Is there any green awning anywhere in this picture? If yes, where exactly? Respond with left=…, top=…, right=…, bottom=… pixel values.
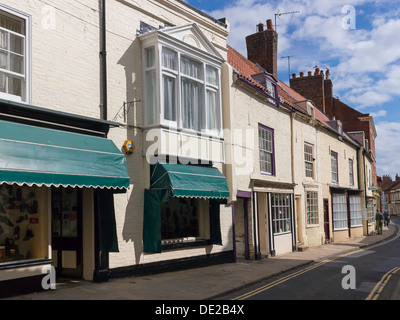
left=0, top=119, right=130, bottom=190
left=150, top=163, right=229, bottom=199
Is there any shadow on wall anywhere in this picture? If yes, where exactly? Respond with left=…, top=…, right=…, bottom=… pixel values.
left=117, top=38, right=145, bottom=265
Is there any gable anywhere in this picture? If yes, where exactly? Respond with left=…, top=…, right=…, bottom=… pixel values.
left=161, top=23, right=223, bottom=59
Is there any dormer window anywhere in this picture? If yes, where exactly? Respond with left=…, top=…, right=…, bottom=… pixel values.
left=251, top=72, right=277, bottom=99
left=140, top=24, right=223, bottom=137
left=265, top=80, right=276, bottom=98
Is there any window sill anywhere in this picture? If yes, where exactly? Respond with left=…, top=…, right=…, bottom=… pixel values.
left=143, top=124, right=224, bottom=140
left=333, top=228, right=348, bottom=232
left=0, top=258, right=52, bottom=270
left=273, top=231, right=292, bottom=236
left=161, top=238, right=211, bottom=251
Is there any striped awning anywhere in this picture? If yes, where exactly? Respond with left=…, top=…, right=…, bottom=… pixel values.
left=0, top=119, right=130, bottom=190
left=150, top=163, right=229, bottom=199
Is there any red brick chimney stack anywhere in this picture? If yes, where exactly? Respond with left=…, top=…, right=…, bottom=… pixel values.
left=246, top=18, right=278, bottom=78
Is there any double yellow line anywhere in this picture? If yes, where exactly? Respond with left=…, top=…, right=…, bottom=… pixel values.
left=365, top=266, right=400, bottom=300
left=232, top=259, right=331, bottom=300
left=232, top=225, right=400, bottom=300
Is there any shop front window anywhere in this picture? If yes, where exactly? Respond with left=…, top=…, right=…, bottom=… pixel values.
left=271, top=193, right=292, bottom=235
left=161, top=197, right=207, bottom=243
left=0, top=184, right=44, bottom=263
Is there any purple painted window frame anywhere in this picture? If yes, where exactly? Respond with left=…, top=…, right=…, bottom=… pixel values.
left=258, top=123, right=275, bottom=176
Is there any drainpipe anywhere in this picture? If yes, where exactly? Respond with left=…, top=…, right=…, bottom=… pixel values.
left=231, top=205, right=237, bottom=262
left=362, top=149, right=368, bottom=236
left=100, top=0, right=107, bottom=122
left=94, top=0, right=109, bottom=283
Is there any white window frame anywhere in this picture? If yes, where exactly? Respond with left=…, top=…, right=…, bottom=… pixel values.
left=0, top=4, right=31, bottom=103
left=367, top=199, right=375, bottom=223
left=258, top=124, right=274, bottom=175
left=306, top=191, right=319, bottom=225
left=333, top=193, right=348, bottom=230
left=349, top=195, right=362, bottom=227
left=141, top=37, right=223, bottom=138
left=304, top=143, right=314, bottom=178
left=271, top=193, right=292, bottom=235
left=331, top=151, right=338, bottom=183
left=349, top=158, right=354, bottom=186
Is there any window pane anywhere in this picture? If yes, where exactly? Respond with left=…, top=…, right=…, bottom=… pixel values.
left=331, top=152, right=338, bottom=182
left=333, top=194, right=347, bottom=230
left=349, top=159, right=354, bottom=185
left=206, top=65, right=217, bottom=86
left=181, top=78, right=202, bottom=131
left=0, top=50, right=7, bottom=69
left=259, top=126, right=274, bottom=174
left=349, top=195, right=362, bottom=227
left=306, top=191, right=319, bottom=225
left=0, top=72, right=6, bottom=92
left=181, top=56, right=202, bottom=79
left=0, top=30, right=7, bottom=50
left=10, top=33, right=23, bottom=55
left=266, top=81, right=275, bottom=98
left=162, top=47, right=176, bottom=70
left=304, top=144, right=313, bottom=178
left=145, top=46, right=155, bottom=68
left=271, top=193, right=291, bottom=235
left=206, top=89, right=218, bottom=130
left=0, top=13, right=24, bottom=34
left=8, top=76, right=21, bottom=96
left=10, top=53, right=23, bottom=74
left=163, top=75, right=176, bottom=121
left=145, top=70, right=157, bottom=125
left=161, top=198, right=201, bottom=240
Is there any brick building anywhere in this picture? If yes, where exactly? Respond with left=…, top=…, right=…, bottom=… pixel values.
left=289, top=69, right=378, bottom=188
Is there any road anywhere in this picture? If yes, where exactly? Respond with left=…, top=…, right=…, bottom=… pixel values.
left=218, top=217, right=400, bottom=300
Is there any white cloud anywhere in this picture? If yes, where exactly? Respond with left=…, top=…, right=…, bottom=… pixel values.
left=202, top=0, right=400, bottom=176
left=375, top=121, right=400, bottom=177
left=370, top=110, right=387, bottom=118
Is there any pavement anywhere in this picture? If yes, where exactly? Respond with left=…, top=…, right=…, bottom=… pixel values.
left=4, top=219, right=399, bottom=300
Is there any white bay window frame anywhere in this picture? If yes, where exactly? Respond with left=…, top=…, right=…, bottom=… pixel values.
left=141, top=31, right=223, bottom=138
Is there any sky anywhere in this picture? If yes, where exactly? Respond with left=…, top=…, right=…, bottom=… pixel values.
left=185, top=0, right=400, bottom=179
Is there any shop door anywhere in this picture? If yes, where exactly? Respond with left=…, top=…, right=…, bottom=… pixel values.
left=51, top=187, right=83, bottom=278
left=323, top=199, right=330, bottom=242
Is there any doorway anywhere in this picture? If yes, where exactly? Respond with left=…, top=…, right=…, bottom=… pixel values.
left=51, top=187, right=83, bottom=278
left=323, top=198, right=330, bottom=242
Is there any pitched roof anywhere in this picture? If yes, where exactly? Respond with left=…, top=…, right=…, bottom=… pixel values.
left=226, top=45, right=306, bottom=113
left=226, top=45, right=359, bottom=147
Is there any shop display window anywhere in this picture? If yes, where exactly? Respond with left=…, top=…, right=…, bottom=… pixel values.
left=161, top=198, right=206, bottom=243
left=271, top=193, right=292, bottom=235
left=0, top=184, right=44, bottom=263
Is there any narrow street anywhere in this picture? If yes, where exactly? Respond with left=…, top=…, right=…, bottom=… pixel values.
left=218, top=217, right=400, bottom=300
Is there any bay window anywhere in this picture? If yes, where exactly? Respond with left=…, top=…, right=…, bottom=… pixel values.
left=142, top=41, right=222, bottom=136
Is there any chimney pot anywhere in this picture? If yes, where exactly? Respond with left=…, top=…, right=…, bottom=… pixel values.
left=266, top=19, right=274, bottom=30
left=308, top=71, right=312, bottom=76
left=292, top=73, right=296, bottom=79
left=300, top=72, right=304, bottom=77
left=314, top=68, right=320, bottom=75
left=257, top=22, right=264, bottom=32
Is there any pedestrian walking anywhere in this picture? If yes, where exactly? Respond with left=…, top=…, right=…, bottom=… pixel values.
left=376, top=211, right=383, bottom=234
left=383, top=210, right=388, bottom=227
left=384, top=210, right=390, bottom=227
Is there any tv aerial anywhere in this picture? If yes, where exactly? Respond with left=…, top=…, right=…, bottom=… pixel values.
left=274, top=10, right=300, bottom=31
